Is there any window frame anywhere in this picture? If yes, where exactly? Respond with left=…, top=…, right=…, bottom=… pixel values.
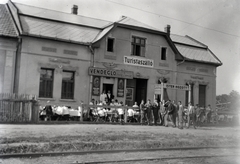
left=39, top=68, right=54, bottom=98
left=161, top=47, right=167, bottom=60
left=61, top=70, right=75, bottom=100
left=131, top=36, right=146, bottom=57
left=107, top=37, right=115, bottom=52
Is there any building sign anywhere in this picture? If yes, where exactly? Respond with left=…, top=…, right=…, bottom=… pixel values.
left=117, top=78, right=124, bottom=97
left=92, top=76, right=100, bottom=96
left=164, top=84, right=189, bottom=90
left=88, top=67, right=133, bottom=79
left=154, top=84, right=189, bottom=91
left=124, top=56, right=154, bottom=68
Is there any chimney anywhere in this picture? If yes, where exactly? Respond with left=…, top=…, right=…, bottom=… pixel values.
left=164, top=25, right=171, bottom=35
left=71, top=5, right=78, bottom=15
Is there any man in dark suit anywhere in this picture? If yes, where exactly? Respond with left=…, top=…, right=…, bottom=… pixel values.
left=164, top=100, right=176, bottom=127
left=106, top=90, right=114, bottom=103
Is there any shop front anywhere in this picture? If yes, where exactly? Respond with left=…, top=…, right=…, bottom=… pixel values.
left=88, top=67, right=134, bottom=103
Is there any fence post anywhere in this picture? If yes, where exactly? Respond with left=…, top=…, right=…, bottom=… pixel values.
left=32, top=100, right=39, bottom=123
left=124, top=106, right=128, bottom=123
left=80, top=103, right=83, bottom=122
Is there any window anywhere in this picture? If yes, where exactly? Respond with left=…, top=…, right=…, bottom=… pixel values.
left=61, top=71, right=75, bottom=99
left=161, top=47, right=167, bottom=60
left=131, top=36, right=146, bottom=57
left=199, top=85, right=206, bottom=107
left=107, top=38, right=114, bottom=52
left=39, top=68, right=54, bottom=98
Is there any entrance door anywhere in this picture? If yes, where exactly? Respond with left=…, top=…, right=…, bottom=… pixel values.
left=199, top=85, right=206, bottom=107
left=135, top=79, right=147, bottom=105
left=103, top=84, right=113, bottom=95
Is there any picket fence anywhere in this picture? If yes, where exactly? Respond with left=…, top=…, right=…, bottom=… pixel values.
left=0, top=93, right=39, bottom=123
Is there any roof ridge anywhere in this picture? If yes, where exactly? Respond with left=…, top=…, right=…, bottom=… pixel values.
left=14, top=2, right=112, bottom=24
left=115, top=15, right=128, bottom=23
left=185, top=35, right=207, bottom=48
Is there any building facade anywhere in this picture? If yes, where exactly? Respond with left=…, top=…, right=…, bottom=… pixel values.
left=4, top=1, right=222, bottom=109
left=0, top=4, right=18, bottom=93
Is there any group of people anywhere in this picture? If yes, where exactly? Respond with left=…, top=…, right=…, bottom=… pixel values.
left=87, top=90, right=213, bottom=128
left=140, top=99, right=212, bottom=129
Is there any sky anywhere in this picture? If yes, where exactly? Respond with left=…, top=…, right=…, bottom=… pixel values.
left=1, top=0, right=239, bottom=95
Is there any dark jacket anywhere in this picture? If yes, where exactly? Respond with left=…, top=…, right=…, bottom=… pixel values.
left=167, top=103, right=175, bottom=115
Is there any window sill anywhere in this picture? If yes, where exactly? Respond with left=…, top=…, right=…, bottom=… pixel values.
left=38, top=98, right=56, bottom=101
left=59, top=99, right=77, bottom=102
left=131, top=55, right=145, bottom=58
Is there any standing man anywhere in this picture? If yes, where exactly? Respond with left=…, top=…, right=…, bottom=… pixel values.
left=206, top=104, right=212, bottom=123
left=172, top=100, right=178, bottom=127
left=187, top=102, right=196, bottom=129
left=164, top=100, right=176, bottom=127
left=178, top=101, right=184, bottom=129
left=100, top=90, right=107, bottom=103
left=152, top=99, right=159, bottom=126
left=140, top=100, right=147, bottom=125
left=106, top=90, right=114, bottom=103
left=89, top=98, right=95, bottom=121
left=159, top=101, right=165, bottom=125
left=145, top=99, right=152, bottom=125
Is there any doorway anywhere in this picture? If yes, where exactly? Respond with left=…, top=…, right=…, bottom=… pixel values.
left=103, top=84, right=113, bottom=95
left=135, top=79, right=147, bottom=105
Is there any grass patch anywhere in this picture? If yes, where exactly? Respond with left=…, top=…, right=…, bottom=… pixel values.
left=0, top=131, right=238, bottom=154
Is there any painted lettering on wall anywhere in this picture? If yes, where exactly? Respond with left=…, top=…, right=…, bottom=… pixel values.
left=164, top=84, right=189, bottom=90
left=88, top=67, right=133, bottom=79
left=124, top=56, right=154, bottom=68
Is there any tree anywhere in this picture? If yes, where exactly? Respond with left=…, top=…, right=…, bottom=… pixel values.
left=229, top=90, right=240, bottom=111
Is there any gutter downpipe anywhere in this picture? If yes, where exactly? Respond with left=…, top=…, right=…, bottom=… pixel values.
left=13, top=37, right=22, bottom=94
left=177, top=57, right=185, bottom=66
left=176, top=57, right=185, bottom=101
left=88, top=44, right=95, bottom=103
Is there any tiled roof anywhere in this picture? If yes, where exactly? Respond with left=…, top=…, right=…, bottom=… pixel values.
left=175, top=44, right=221, bottom=65
left=171, top=34, right=206, bottom=48
left=14, top=3, right=112, bottom=29
left=0, top=4, right=18, bottom=37
left=20, top=16, right=101, bottom=44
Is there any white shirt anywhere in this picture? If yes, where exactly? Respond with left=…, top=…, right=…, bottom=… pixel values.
left=117, top=104, right=124, bottom=115
left=100, top=93, right=107, bottom=102
left=128, top=108, right=134, bottom=116
left=98, top=109, right=105, bottom=117
left=97, top=102, right=103, bottom=111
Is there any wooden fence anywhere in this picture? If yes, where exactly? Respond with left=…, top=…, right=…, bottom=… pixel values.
left=0, top=93, right=39, bottom=123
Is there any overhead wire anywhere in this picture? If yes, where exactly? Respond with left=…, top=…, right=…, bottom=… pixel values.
left=106, top=0, right=240, bottom=38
